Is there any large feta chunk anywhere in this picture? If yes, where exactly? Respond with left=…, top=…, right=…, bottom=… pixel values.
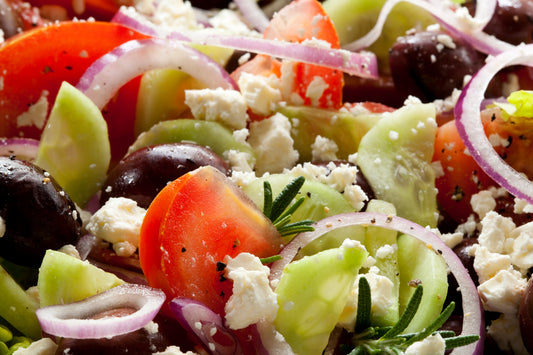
left=185, top=88, right=249, bottom=130
left=86, top=197, right=146, bottom=257
left=487, top=313, right=529, bottom=355
left=477, top=268, right=527, bottom=314
left=477, top=211, right=516, bottom=253
left=224, top=253, right=278, bottom=330
left=248, top=113, right=299, bottom=174
left=473, top=246, right=512, bottom=283
left=238, top=73, right=282, bottom=116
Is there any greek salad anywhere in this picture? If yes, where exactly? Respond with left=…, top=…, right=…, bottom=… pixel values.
left=0, top=0, right=532, bottom=354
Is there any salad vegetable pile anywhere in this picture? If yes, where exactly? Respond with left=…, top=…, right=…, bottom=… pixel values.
left=0, top=0, right=532, bottom=354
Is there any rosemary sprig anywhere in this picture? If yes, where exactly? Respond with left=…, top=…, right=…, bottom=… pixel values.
left=263, top=176, right=315, bottom=236
left=345, top=276, right=479, bottom=354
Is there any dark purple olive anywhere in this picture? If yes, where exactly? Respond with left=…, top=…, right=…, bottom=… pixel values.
left=519, top=276, right=533, bottom=353
left=0, top=156, right=82, bottom=267
left=389, top=30, right=486, bottom=102
left=100, top=143, right=229, bottom=209
left=466, top=0, right=533, bottom=46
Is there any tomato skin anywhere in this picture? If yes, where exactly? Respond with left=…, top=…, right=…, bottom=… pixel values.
left=0, top=21, right=149, bottom=161
left=140, top=166, right=283, bottom=316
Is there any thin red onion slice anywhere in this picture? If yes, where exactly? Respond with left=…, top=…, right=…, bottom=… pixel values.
left=0, top=137, right=39, bottom=161
left=76, top=38, right=237, bottom=110
left=270, top=212, right=484, bottom=355
left=455, top=44, right=533, bottom=204
left=343, top=0, right=511, bottom=56
left=111, top=8, right=378, bottom=78
left=36, top=284, right=165, bottom=339
left=168, top=298, right=241, bottom=355
left=233, top=0, right=269, bottom=32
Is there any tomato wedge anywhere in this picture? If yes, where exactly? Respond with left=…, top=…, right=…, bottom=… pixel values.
left=0, top=21, right=149, bottom=161
left=139, top=166, right=283, bottom=316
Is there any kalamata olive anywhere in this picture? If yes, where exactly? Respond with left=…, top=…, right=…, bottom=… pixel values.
left=466, top=0, right=533, bottom=46
left=389, top=30, right=486, bottom=102
left=519, top=276, right=533, bottom=353
left=100, top=143, right=229, bottom=209
left=0, top=156, right=82, bottom=267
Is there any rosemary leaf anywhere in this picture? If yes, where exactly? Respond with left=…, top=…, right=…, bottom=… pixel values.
left=260, top=255, right=283, bottom=264
left=404, top=301, right=455, bottom=346
left=263, top=181, right=273, bottom=219
left=277, top=220, right=315, bottom=236
left=269, top=176, right=305, bottom=222
left=355, top=276, right=372, bottom=333
left=381, top=284, right=423, bottom=339
left=444, top=335, right=480, bottom=349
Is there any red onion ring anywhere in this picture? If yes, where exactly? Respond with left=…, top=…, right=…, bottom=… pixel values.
left=343, top=0, right=511, bottom=56
left=168, top=297, right=242, bottom=355
left=76, top=38, right=237, bottom=110
left=0, top=137, right=40, bottom=161
left=36, top=284, right=165, bottom=339
left=270, top=212, right=484, bottom=355
left=111, top=8, right=378, bottom=78
left=455, top=44, right=533, bottom=205
left=233, top=0, right=269, bottom=32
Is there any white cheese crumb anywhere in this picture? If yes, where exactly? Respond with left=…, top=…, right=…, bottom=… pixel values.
left=470, top=190, right=496, bottom=219
left=224, top=253, right=278, bottom=330
left=16, top=91, right=49, bottom=129
left=311, top=135, right=338, bottom=162
left=185, top=88, right=249, bottom=130
left=153, top=346, right=199, bottom=355
left=477, top=211, right=516, bottom=253
left=12, top=337, right=58, bottom=355
left=477, top=268, right=526, bottom=314
left=405, top=333, right=446, bottom=355
left=86, top=197, right=147, bottom=257
left=487, top=313, right=529, bottom=354
left=238, top=72, right=282, bottom=116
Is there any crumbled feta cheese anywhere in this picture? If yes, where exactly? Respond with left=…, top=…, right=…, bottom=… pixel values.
left=185, top=88, right=249, bottom=130
left=224, top=149, right=254, bottom=173
left=477, top=268, right=526, bottom=314
left=305, top=76, right=329, bottom=106
left=405, top=333, right=445, bottom=355
left=58, top=244, right=81, bottom=259
left=473, top=246, right=513, bottom=283
left=470, top=190, right=496, bottom=219
left=209, top=9, right=259, bottom=36
left=238, top=72, right=282, bottom=116
left=86, top=197, right=147, bottom=257
left=343, top=184, right=368, bottom=211
left=487, top=313, right=529, bottom=355
left=508, top=221, right=533, bottom=271
left=248, top=113, right=299, bottom=174
left=16, top=91, right=48, bottom=129
left=439, top=231, right=463, bottom=249
left=477, top=211, right=516, bottom=253
left=230, top=170, right=259, bottom=188
left=137, top=0, right=198, bottom=31
left=514, top=198, right=533, bottom=214
left=224, top=253, right=278, bottom=330
left=311, top=135, right=338, bottom=162
left=255, top=320, right=296, bottom=354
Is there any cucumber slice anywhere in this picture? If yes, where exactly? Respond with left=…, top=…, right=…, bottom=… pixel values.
left=356, top=102, right=438, bottom=228
left=34, top=82, right=111, bottom=207
left=127, top=119, right=255, bottom=166
left=38, top=250, right=124, bottom=307
left=277, top=105, right=382, bottom=163
left=274, top=242, right=368, bottom=355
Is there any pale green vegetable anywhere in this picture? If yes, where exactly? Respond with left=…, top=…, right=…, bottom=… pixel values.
left=34, top=81, right=111, bottom=207
left=274, top=242, right=368, bottom=355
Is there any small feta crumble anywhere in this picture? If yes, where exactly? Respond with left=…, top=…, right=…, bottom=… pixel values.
left=144, top=320, right=159, bottom=334
left=470, top=190, right=496, bottom=219
left=16, top=91, right=49, bottom=129
left=477, top=211, right=516, bottom=253
left=248, top=113, right=299, bottom=175
left=439, top=231, right=464, bottom=249
left=224, top=253, right=278, bottom=330
left=473, top=246, right=513, bottom=284
left=184, top=88, right=249, bottom=130
left=514, top=198, right=533, bottom=214
left=0, top=215, right=5, bottom=238
left=305, top=76, right=329, bottom=107
left=311, top=135, right=338, bottom=162
left=237, top=72, right=282, bottom=116
left=488, top=133, right=511, bottom=148
left=487, top=313, right=529, bottom=355
left=508, top=221, right=533, bottom=271
left=137, top=0, right=199, bottom=32
left=153, top=346, right=199, bottom=355
left=230, top=170, right=259, bottom=188
left=209, top=9, right=260, bottom=37
left=255, top=320, right=296, bottom=354
left=279, top=61, right=302, bottom=105
left=58, top=244, right=81, bottom=259
left=12, top=337, right=58, bottom=355
left=436, top=34, right=456, bottom=49
left=477, top=268, right=526, bottom=314
left=388, top=130, right=399, bottom=141
left=338, top=266, right=394, bottom=330
left=375, top=244, right=397, bottom=260
left=224, top=149, right=254, bottom=173
left=405, top=333, right=446, bottom=355
left=455, top=214, right=478, bottom=236
left=85, top=197, right=147, bottom=257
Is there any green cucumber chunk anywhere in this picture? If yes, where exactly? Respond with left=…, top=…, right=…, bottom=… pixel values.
left=127, top=119, right=255, bottom=166
left=277, top=105, right=382, bottom=163
left=34, top=81, right=111, bottom=207
left=397, top=234, right=448, bottom=333
left=38, top=250, right=124, bottom=307
left=356, top=102, right=438, bottom=228
left=275, top=241, right=368, bottom=355
left=135, top=44, right=233, bottom=136
left=0, top=265, right=40, bottom=339
left=322, top=0, right=436, bottom=70
left=242, top=173, right=365, bottom=251
left=364, top=199, right=399, bottom=326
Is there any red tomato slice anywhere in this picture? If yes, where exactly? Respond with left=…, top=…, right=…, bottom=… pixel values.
left=0, top=21, right=149, bottom=161
left=139, top=166, right=283, bottom=316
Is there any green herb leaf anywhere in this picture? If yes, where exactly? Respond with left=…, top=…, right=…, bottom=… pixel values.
left=269, top=176, right=305, bottom=222
left=381, top=284, right=423, bottom=339
left=355, top=277, right=372, bottom=333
